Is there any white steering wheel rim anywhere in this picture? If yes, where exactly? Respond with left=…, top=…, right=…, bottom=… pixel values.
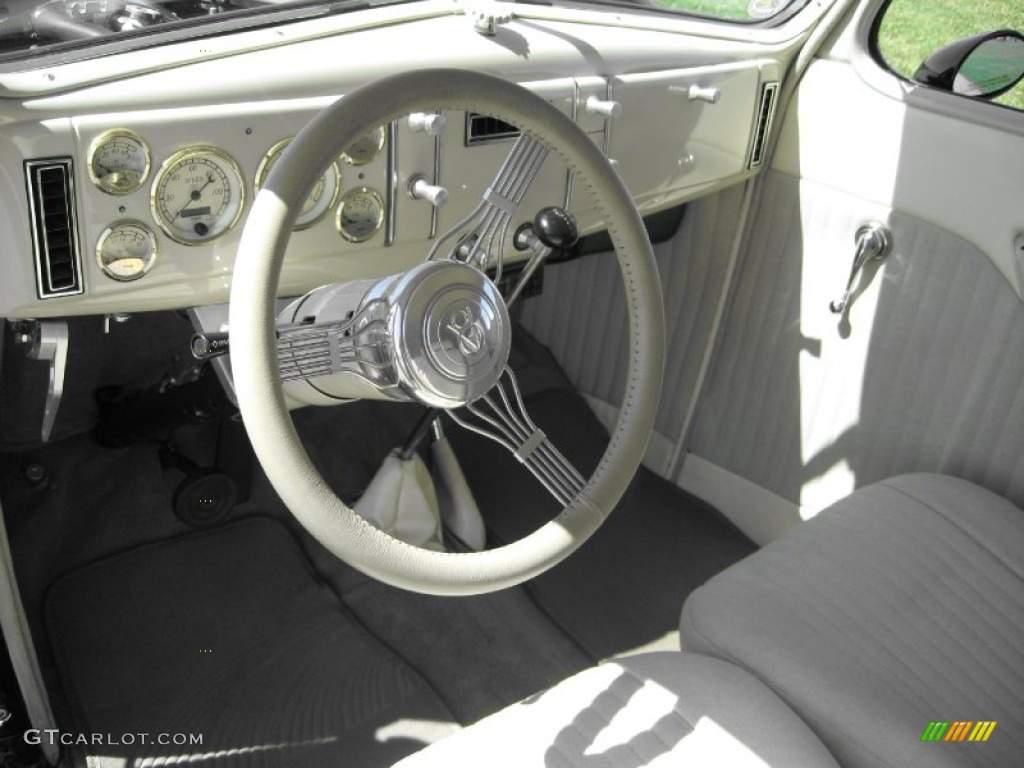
left=229, top=69, right=664, bottom=596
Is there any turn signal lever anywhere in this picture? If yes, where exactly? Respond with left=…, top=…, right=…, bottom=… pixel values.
left=191, top=331, right=230, bottom=361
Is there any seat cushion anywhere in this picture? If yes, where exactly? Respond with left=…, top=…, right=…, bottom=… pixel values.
left=681, top=473, right=1024, bottom=768
left=396, top=651, right=838, bottom=767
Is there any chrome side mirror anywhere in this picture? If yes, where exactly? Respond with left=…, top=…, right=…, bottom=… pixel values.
left=913, top=29, right=1024, bottom=100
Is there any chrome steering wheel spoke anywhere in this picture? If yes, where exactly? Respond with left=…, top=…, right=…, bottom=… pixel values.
left=275, top=304, right=395, bottom=388
left=449, top=367, right=586, bottom=507
left=428, top=133, right=549, bottom=284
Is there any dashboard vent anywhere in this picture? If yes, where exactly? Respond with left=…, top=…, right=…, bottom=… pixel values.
left=465, top=113, right=521, bottom=145
left=25, top=158, right=83, bottom=298
left=748, top=81, right=778, bottom=169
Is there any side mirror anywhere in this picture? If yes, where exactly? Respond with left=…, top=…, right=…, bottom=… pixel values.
left=913, top=29, right=1024, bottom=100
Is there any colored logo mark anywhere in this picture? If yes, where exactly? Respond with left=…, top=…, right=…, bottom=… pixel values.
left=921, top=721, right=997, bottom=742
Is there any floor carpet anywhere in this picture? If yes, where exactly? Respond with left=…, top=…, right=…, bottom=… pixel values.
left=448, top=387, right=757, bottom=661
left=2, top=325, right=758, bottom=766
left=44, top=517, right=453, bottom=767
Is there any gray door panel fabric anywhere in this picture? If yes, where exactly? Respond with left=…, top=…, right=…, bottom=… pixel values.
left=681, top=474, right=1024, bottom=768
left=519, top=183, right=745, bottom=473
left=396, top=652, right=840, bottom=768
left=687, top=170, right=1024, bottom=512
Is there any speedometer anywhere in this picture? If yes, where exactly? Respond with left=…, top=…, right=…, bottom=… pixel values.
left=151, top=146, right=245, bottom=245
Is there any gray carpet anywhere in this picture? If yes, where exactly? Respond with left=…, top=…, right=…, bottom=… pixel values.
left=45, top=517, right=453, bottom=767
left=448, top=387, right=757, bottom=661
left=1, top=319, right=756, bottom=766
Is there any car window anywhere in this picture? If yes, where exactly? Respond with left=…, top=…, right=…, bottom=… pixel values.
left=0, top=0, right=416, bottom=64
left=874, top=0, right=1024, bottom=111
left=646, top=0, right=807, bottom=22
left=0, top=0, right=812, bottom=66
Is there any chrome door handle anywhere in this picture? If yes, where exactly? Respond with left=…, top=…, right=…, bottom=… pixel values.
left=830, top=223, right=891, bottom=314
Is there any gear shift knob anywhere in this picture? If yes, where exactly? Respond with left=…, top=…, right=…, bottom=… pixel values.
left=533, top=207, right=579, bottom=250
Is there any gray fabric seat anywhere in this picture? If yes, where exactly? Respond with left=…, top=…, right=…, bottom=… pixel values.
left=682, top=473, right=1024, bottom=768
left=396, top=651, right=839, bottom=767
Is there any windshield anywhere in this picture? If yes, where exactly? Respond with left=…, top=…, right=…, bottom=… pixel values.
left=0, top=0, right=385, bottom=63
left=0, top=0, right=804, bottom=64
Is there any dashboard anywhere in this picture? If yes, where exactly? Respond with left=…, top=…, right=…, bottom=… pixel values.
left=0, top=8, right=789, bottom=320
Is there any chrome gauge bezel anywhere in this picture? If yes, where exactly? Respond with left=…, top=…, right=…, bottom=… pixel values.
left=340, top=126, right=386, bottom=166
left=87, top=128, right=151, bottom=195
left=96, top=219, right=158, bottom=281
left=255, top=138, right=341, bottom=230
left=335, top=187, right=385, bottom=243
left=150, top=145, right=246, bottom=246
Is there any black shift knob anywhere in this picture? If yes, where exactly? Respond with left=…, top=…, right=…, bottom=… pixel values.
left=533, top=207, right=579, bottom=250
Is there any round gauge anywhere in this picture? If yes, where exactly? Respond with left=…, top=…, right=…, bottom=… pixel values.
left=340, top=126, right=386, bottom=166
left=151, top=146, right=245, bottom=245
left=255, top=138, right=341, bottom=230
left=96, top=220, right=158, bottom=281
left=88, top=129, right=151, bottom=195
left=336, top=187, right=385, bottom=243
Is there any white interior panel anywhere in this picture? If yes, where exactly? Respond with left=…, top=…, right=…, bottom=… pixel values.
left=773, top=58, right=1024, bottom=298
left=608, top=63, right=765, bottom=211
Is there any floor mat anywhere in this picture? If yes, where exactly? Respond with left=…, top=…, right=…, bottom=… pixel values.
left=449, top=387, right=758, bottom=661
left=44, top=516, right=453, bottom=767
left=340, top=575, right=593, bottom=724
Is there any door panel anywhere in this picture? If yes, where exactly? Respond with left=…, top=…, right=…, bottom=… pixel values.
left=680, top=1, right=1024, bottom=541
left=685, top=171, right=1024, bottom=540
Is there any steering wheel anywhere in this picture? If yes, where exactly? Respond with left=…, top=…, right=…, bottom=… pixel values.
left=229, top=69, right=664, bottom=596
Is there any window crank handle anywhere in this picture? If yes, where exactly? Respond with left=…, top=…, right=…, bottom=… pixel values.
left=829, top=223, right=891, bottom=314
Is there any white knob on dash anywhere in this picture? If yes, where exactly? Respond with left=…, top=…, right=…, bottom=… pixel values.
left=408, top=113, right=445, bottom=135
left=584, top=95, right=623, bottom=119
left=409, top=176, right=448, bottom=208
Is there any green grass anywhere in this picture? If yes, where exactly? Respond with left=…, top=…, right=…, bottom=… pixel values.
left=651, top=0, right=752, bottom=20
left=874, top=0, right=1024, bottom=110
left=646, top=0, right=1024, bottom=111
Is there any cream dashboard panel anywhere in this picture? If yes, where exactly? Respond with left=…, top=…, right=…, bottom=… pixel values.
left=0, top=21, right=785, bottom=318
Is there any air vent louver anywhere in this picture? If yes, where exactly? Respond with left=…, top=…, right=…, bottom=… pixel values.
left=465, top=113, right=521, bottom=145
left=748, top=82, right=778, bottom=169
left=25, top=158, right=83, bottom=298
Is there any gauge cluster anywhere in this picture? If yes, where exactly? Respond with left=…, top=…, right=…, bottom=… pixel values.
left=80, top=119, right=392, bottom=290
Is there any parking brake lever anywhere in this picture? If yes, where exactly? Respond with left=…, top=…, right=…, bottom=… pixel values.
left=830, top=223, right=891, bottom=315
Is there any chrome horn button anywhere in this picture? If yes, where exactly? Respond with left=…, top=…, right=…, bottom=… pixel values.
left=387, top=261, right=510, bottom=409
